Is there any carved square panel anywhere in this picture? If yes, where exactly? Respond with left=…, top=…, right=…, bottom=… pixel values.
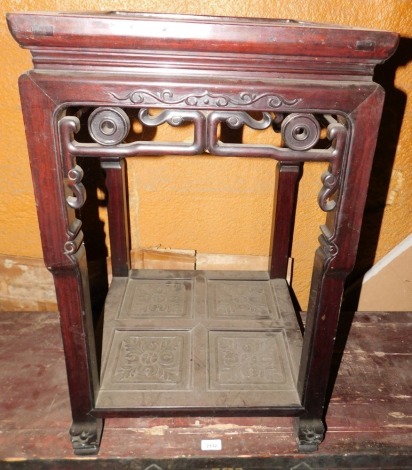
left=209, top=331, right=292, bottom=390
left=119, top=279, right=193, bottom=319
left=208, top=280, right=279, bottom=319
left=104, top=330, right=191, bottom=390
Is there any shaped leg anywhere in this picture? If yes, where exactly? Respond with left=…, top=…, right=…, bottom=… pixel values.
left=70, top=418, right=103, bottom=455
left=295, top=417, right=325, bottom=453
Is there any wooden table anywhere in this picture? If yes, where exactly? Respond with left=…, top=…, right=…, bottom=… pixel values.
left=7, top=12, right=398, bottom=455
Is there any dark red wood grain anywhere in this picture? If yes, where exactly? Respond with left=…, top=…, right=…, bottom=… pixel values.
left=101, top=159, right=131, bottom=277
left=7, top=12, right=398, bottom=78
left=270, top=163, right=302, bottom=279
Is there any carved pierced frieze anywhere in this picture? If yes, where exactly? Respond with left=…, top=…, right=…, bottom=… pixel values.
left=58, top=106, right=347, bottom=212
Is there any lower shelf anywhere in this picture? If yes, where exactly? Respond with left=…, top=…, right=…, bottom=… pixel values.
left=96, top=270, right=303, bottom=413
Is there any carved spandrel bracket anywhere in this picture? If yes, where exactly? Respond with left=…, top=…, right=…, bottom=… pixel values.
left=58, top=107, right=347, bottom=213
left=317, top=116, right=347, bottom=212
left=59, top=117, right=87, bottom=211
left=58, top=116, right=86, bottom=260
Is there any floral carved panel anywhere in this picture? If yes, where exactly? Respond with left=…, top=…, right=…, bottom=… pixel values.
left=106, top=331, right=191, bottom=390
left=119, top=279, right=193, bottom=319
left=208, top=281, right=279, bottom=320
left=209, top=331, right=294, bottom=391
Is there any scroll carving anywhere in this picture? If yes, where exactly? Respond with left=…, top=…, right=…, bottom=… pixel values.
left=59, top=116, right=87, bottom=211
left=319, top=170, right=339, bottom=212
left=317, top=117, right=347, bottom=212
left=58, top=116, right=86, bottom=259
left=66, top=165, right=86, bottom=209
left=139, top=108, right=198, bottom=127
left=224, top=111, right=272, bottom=130
left=64, top=230, right=84, bottom=256
left=110, top=89, right=301, bottom=109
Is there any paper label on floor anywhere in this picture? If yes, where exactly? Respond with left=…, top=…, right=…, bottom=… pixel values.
left=201, top=439, right=222, bottom=451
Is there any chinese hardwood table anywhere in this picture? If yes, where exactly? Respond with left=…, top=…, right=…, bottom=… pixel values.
left=7, top=12, right=398, bottom=455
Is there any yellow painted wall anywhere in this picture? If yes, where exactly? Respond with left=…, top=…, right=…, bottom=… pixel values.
left=1, top=0, right=411, bottom=309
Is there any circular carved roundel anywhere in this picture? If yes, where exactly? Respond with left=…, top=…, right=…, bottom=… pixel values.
left=88, top=107, right=130, bottom=146
left=281, top=113, right=321, bottom=151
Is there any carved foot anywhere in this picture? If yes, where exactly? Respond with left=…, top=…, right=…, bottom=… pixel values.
left=295, top=418, right=325, bottom=453
left=70, top=419, right=103, bottom=455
